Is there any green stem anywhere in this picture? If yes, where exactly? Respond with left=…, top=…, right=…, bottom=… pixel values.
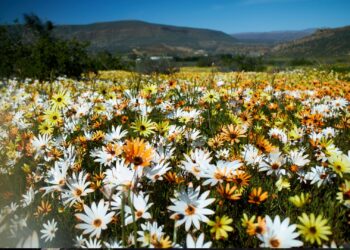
left=173, top=220, right=177, bottom=245
left=121, top=191, right=126, bottom=247
left=128, top=189, right=138, bottom=248
left=208, top=103, right=213, bottom=136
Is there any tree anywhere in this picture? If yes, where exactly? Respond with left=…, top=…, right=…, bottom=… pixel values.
left=0, top=14, right=93, bottom=80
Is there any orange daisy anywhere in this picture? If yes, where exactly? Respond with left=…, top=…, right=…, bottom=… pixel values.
left=221, top=124, right=246, bottom=144
left=217, top=183, right=242, bottom=201
left=248, top=187, right=268, bottom=205
left=123, top=138, right=154, bottom=168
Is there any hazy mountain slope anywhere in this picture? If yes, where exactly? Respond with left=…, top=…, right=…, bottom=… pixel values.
left=271, top=26, right=350, bottom=57
left=52, top=20, right=238, bottom=55
left=231, top=29, right=316, bottom=44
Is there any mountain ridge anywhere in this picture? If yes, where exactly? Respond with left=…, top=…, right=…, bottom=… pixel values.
left=52, top=20, right=238, bottom=55
left=271, top=25, right=350, bottom=57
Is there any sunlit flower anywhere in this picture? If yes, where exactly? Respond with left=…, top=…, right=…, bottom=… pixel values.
left=131, top=116, right=156, bottom=137
left=217, top=183, right=241, bottom=201
left=257, top=215, right=303, bottom=248
left=75, top=199, right=115, bottom=238
left=123, top=138, right=154, bottom=169
left=248, top=187, right=268, bottom=205
left=186, top=233, right=212, bottom=248
left=221, top=124, right=246, bottom=144
left=50, top=91, right=70, bottom=110
left=168, top=186, right=215, bottom=231
left=328, top=153, right=350, bottom=177
left=207, top=215, right=233, bottom=240
left=203, top=90, right=220, bottom=103
left=297, top=213, right=332, bottom=245
left=289, top=193, right=311, bottom=208
left=40, top=219, right=58, bottom=242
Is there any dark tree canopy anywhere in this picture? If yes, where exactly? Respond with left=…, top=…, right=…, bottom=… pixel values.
left=0, top=14, right=94, bottom=80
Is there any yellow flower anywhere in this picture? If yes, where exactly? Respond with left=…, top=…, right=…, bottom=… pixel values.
left=289, top=193, right=311, bottom=208
left=155, top=121, right=170, bottom=136
left=297, top=213, right=332, bottom=245
left=43, top=109, right=62, bottom=126
left=337, top=180, right=350, bottom=207
left=142, top=84, right=157, bottom=95
left=207, top=215, right=234, bottom=240
left=328, top=153, right=350, bottom=177
left=131, top=116, right=156, bottom=137
left=241, top=213, right=256, bottom=228
left=21, top=163, right=31, bottom=174
left=50, top=91, right=69, bottom=110
left=203, top=90, right=220, bottom=103
left=275, top=176, right=290, bottom=191
left=39, top=121, right=54, bottom=135
left=151, top=234, right=172, bottom=248
left=288, top=125, right=303, bottom=141
left=93, top=103, right=106, bottom=114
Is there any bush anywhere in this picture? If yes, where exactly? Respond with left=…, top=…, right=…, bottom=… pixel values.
left=0, top=14, right=93, bottom=80
left=135, top=58, right=179, bottom=75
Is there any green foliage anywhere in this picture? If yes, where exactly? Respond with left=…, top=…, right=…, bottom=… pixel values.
left=289, top=58, right=315, bottom=66
left=0, top=14, right=92, bottom=80
left=135, top=57, right=179, bottom=75
left=219, top=54, right=267, bottom=72
left=89, top=51, right=134, bottom=72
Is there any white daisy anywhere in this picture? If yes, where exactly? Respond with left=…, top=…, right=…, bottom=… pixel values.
left=125, top=191, right=153, bottom=225
left=41, top=160, right=69, bottom=195
left=241, top=144, right=262, bottom=166
left=201, top=160, right=242, bottom=186
left=259, top=150, right=286, bottom=176
left=104, top=239, right=123, bottom=248
left=40, top=219, right=58, bottom=243
left=144, top=160, right=171, bottom=182
left=168, top=185, right=215, bottom=231
left=62, top=171, right=94, bottom=207
left=257, top=215, right=303, bottom=248
left=83, top=238, right=102, bottom=248
left=181, top=148, right=212, bottom=180
left=305, top=166, right=335, bottom=187
left=103, top=159, right=136, bottom=191
left=137, top=221, right=165, bottom=247
left=75, top=199, right=115, bottom=238
left=186, top=233, right=212, bottom=248
left=104, top=125, right=128, bottom=143
left=74, top=235, right=86, bottom=248
left=289, top=149, right=310, bottom=168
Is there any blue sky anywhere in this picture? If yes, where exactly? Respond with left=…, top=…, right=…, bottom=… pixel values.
left=1, top=0, right=350, bottom=33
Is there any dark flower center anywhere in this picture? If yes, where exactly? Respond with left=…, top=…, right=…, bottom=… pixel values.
left=93, top=219, right=102, bottom=227
left=271, top=163, right=280, bottom=170
left=309, top=226, right=317, bottom=234
left=185, top=205, right=196, bottom=215
left=270, top=238, right=280, bottom=248
left=133, top=156, right=143, bottom=166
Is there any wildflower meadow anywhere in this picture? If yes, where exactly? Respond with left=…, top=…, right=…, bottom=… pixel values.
left=0, top=69, right=350, bottom=248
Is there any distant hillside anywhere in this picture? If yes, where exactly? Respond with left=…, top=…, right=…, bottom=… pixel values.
left=231, top=29, right=316, bottom=44
left=52, top=20, right=238, bottom=55
left=271, top=26, right=350, bottom=58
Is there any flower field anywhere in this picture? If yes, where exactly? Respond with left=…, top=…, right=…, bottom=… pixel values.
left=0, top=69, right=350, bottom=248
